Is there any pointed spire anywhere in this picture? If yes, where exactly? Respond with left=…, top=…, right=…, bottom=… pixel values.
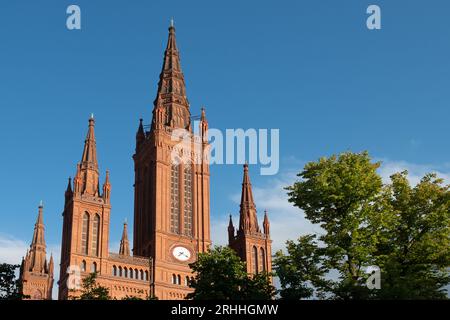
left=66, top=177, right=72, bottom=193
left=36, top=202, right=44, bottom=225
left=228, top=215, right=235, bottom=244
left=48, top=253, right=54, bottom=276
left=238, top=164, right=260, bottom=234
left=136, top=118, right=147, bottom=151
left=263, top=210, right=270, bottom=236
left=166, top=19, right=178, bottom=51
left=201, top=107, right=206, bottom=121
left=152, top=23, right=191, bottom=130
left=104, top=170, right=110, bottom=184
left=137, top=118, right=145, bottom=137
left=77, top=116, right=100, bottom=196
left=200, top=107, right=208, bottom=143
left=28, top=203, right=47, bottom=273
left=119, top=221, right=130, bottom=256
left=102, top=170, right=111, bottom=203
left=81, top=116, right=98, bottom=167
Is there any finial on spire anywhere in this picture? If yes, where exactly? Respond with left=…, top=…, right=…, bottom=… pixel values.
left=201, top=107, right=206, bottom=120
left=170, top=17, right=174, bottom=27
left=90, top=113, right=94, bottom=119
left=39, top=200, right=43, bottom=207
left=119, top=221, right=130, bottom=256
left=124, top=217, right=127, bottom=224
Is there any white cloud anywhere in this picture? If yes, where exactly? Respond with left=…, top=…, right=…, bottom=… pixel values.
left=377, top=159, right=450, bottom=185
left=0, top=233, right=28, bottom=265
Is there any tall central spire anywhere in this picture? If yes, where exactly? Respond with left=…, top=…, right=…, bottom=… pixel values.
left=239, top=164, right=261, bottom=234
left=152, top=21, right=191, bottom=130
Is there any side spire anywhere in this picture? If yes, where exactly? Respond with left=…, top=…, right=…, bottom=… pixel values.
left=65, top=177, right=72, bottom=193
left=228, top=215, right=235, bottom=244
left=19, top=203, right=54, bottom=300
left=238, top=164, right=260, bottom=234
left=28, top=203, right=47, bottom=273
left=119, top=221, right=130, bottom=256
left=263, top=210, right=270, bottom=235
left=48, top=253, right=54, bottom=276
left=102, top=170, right=111, bottom=203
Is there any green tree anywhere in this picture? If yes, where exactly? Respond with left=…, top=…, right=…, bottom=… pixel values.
left=72, top=272, right=111, bottom=300
left=241, top=272, right=276, bottom=300
left=286, top=151, right=382, bottom=299
left=273, top=235, right=329, bottom=299
left=375, top=171, right=450, bottom=299
left=0, top=263, right=27, bottom=300
left=186, top=246, right=275, bottom=300
left=284, top=151, right=450, bottom=300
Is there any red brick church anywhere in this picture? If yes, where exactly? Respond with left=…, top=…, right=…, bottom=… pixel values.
left=19, top=23, right=272, bottom=300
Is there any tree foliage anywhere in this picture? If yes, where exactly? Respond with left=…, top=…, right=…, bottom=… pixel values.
left=0, top=263, right=27, bottom=300
left=274, top=235, right=329, bottom=299
left=187, top=246, right=275, bottom=300
left=375, top=171, right=450, bottom=299
left=282, top=151, right=450, bottom=300
left=72, top=272, right=111, bottom=300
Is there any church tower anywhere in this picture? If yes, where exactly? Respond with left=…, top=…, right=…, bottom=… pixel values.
left=58, top=116, right=112, bottom=299
left=228, top=164, right=272, bottom=275
left=20, top=203, right=54, bottom=300
left=133, top=22, right=211, bottom=299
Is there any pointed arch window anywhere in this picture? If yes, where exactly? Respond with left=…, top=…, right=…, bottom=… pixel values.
left=252, top=246, right=258, bottom=274
left=81, top=213, right=89, bottom=255
left=91, top=262, right=97, bottom=273
left=113, top=265, right=117, bottom=276
left=260, top=248, right=266, bottom=272
left=81, top=260, right=86, bottom=272
left=170, top=165, right=180, bottom=234
left=91, top=214, right=100, bottom=256
left=183, top=164, right=193, bottom=236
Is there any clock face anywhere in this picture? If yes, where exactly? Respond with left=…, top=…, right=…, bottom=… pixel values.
left=172, top=246, right=191, bottom=262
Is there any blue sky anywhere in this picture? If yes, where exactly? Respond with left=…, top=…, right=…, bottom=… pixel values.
left=0, top=0, right=449, bottom=293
